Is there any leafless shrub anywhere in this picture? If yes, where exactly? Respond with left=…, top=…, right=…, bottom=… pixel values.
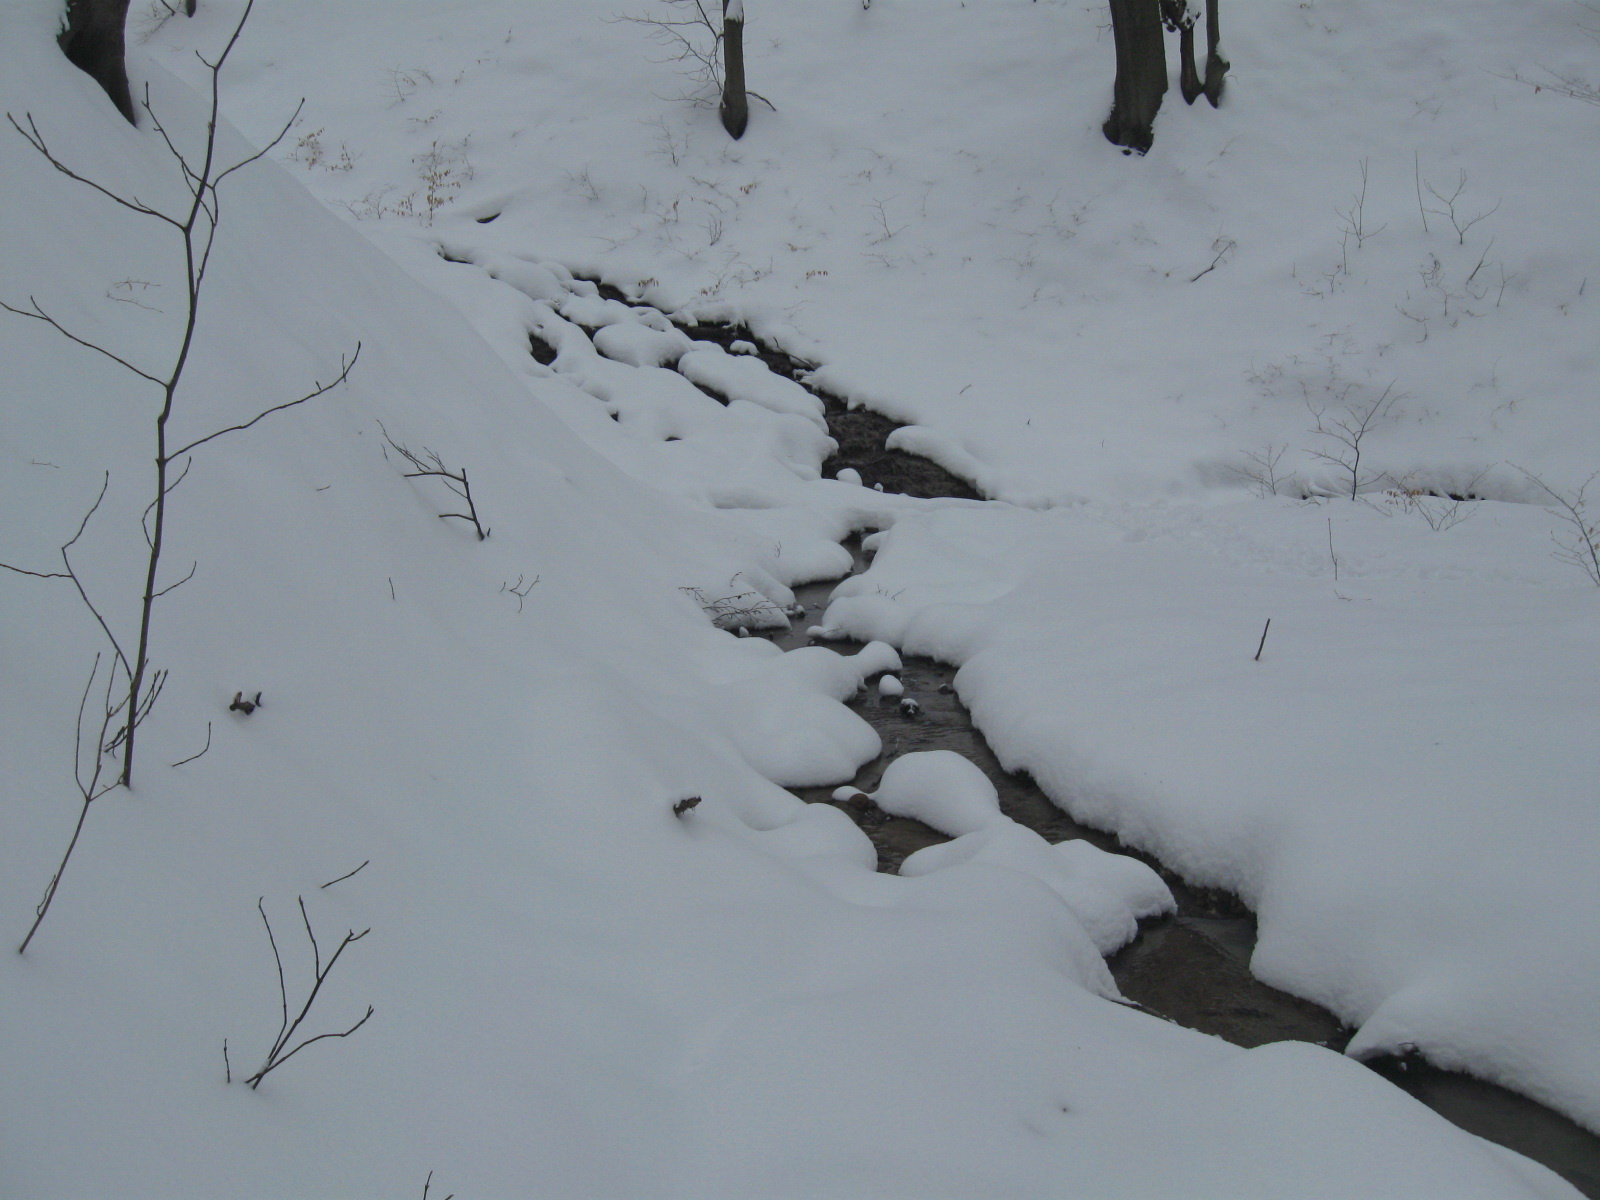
left=1420, top=168, right=1499, bottom=246
left=242, top=896, right=374, bottom=1090
left=2, top=0, right=357, bottom=950
left=1230, top=443, right=1289, bottom=497
left=1366, top=484, right=1477, bottom=532
left=1512, top=465, right=1600, bottom=586
left=680, top=582, right=785, bottom=631
left=615, top=0, right=727, bottom=103
left=1306, top=382, right=1402, bottom=500
left=1334, top=158, right=1386, bottom=271
left=380, top=424, right=490, bottom=540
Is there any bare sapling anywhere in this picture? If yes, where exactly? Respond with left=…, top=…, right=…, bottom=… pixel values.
left=1420, top=168, right=1499, bottom=246
left=1306, top=382, right=1401, bottom=500
left=243, top=895, right=374, bottom=1090
left=614, top=0, right=772, bottom=126
left=1229, top=443, right=1288, bottom=497
left=2, top=0, right=358, bottom=950
left=1334, top=158, right=1386, bottom=272
left=379, top=424, right=490, bottom=540
left=1512, top=465, right=1600, bottom=587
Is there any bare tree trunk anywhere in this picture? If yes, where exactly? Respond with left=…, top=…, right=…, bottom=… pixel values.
left=720, top=0, right=748, bottom=139
left=1174, top=13, right=1201, bottom=104
left=1103, top=0, right=1166, bottom=154
left=59, top=0, right=135, bottom=125
left=1203, top=0, right=1228, bottom=106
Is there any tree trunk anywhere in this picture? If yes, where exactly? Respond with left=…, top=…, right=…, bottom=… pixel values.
left=59, top=0, right=135, bottom=125
left=720, top=0, right=748, bottom=140
left=1103, top=0, right=1166, bottom=154
left=1177, top=20, right=1201, bottom=104
left=1203, top=0, right=1228, bottom=107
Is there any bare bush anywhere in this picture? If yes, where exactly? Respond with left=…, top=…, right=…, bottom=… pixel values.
left=2, top=0, right=357, bottom=950
left=242, top=895, right=374, bottom=1090
left=1513, top=465, right=1600, bottom=586
left=380, top=424, right=490, bottom=540
left=1307, top=382, right=1401, bottom=500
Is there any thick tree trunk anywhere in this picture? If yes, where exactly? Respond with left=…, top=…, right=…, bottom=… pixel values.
left=1103, top=0, right=1166, bottom=154
left=1203, top=0, right=1228, bottom=107
left=719, top=0, right=748, bottom=140
left=59, top=0, right=135, bottom=124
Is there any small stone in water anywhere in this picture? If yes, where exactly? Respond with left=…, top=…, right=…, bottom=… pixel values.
left=899, top=698, right=921, bottom=717
left=878, top=674, right=904, bottom=699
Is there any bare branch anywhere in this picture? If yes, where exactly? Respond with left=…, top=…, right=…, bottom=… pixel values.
left=245, top=897, right=374, bottom=1089
left=319, top=860, right=370, bottom=890
left=4, top=113, right=183, bottom=228
left=380, top=423, right=490, bottom=540
left=151, top=561, right=198, bottom=599
left=169, top=345, right=360, bottom=459
left=170, top=721, right=213, bottom=768
left=0, top=297, right=165, bottom=385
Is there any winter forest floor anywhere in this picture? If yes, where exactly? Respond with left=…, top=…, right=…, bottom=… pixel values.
left=3, top=1, right=1599, bottom=1197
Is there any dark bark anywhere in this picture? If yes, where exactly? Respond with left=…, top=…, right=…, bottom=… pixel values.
left=1176, top=20, right=1201, bottom=104
left=1103, top=0, right=1166, bottom=154
left=1203, top=0, right=1228, bottom=106
left=59, top=0, right=135, bottom=124
left=720, top=2, right=748, bottom=140
left=185, top=0, right=197, bottom=14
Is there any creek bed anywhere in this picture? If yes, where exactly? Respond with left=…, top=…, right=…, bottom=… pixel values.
left=555, top=292, right=1600, bottom=1195
left=771, top=568, right=1600, bottom=1197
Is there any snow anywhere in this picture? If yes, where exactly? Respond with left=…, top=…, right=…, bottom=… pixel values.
left=2, top=0, right=1596, bottom=1195
left=870, top=749, right=1004, bottom=837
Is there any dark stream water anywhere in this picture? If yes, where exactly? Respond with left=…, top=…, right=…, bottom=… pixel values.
left=770, top=570, right=1600, bottom=1197
left=547, top=284, right=1600, bottom=1195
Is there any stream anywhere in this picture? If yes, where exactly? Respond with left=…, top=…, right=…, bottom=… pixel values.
left=548, top=282, right=1600, bottom=1195
left=773, top=567, right=1600, bottom=1197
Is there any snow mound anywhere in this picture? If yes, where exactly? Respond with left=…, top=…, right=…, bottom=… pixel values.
left=869, top=750, right=1003, bottom=837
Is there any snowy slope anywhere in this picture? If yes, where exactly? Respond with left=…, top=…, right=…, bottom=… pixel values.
left=131, top=0, right=1600, bottom=1138
left=0, top=1, right=1593, bottom=1197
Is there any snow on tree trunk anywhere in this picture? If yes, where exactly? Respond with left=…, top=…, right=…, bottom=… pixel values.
left=58, top=0, right=134, bottom=124
left=1103, top=0, right=1166, bottom=154
left=1166, top=1, right=1202, bottom=105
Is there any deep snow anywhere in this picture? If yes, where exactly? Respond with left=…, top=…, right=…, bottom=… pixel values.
left=3, top=0, right=1597, bottom=1196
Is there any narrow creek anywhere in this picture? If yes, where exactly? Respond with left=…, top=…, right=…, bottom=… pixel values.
left=774, top=564, right=1600, bottom=1198
left=544, top=280, right=1600, bottom=1196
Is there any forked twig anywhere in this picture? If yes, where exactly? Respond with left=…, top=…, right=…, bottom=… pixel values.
left=244, top=896, right=373, bottom=1089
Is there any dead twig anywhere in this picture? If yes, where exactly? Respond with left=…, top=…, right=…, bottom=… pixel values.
left=379, top=423, right=490, bottom=540
left=243, top=896, right=373, bottom=1089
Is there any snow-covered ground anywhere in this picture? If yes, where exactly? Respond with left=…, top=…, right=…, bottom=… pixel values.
left=3, top=0, right=1597, bottom=1195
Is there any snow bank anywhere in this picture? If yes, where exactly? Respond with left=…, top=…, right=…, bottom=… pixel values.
left=825, top=499, right=1600, bottom=1132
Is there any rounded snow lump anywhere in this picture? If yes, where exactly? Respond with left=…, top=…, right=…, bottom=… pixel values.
left=869, top=750, right=1002, bottom=837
